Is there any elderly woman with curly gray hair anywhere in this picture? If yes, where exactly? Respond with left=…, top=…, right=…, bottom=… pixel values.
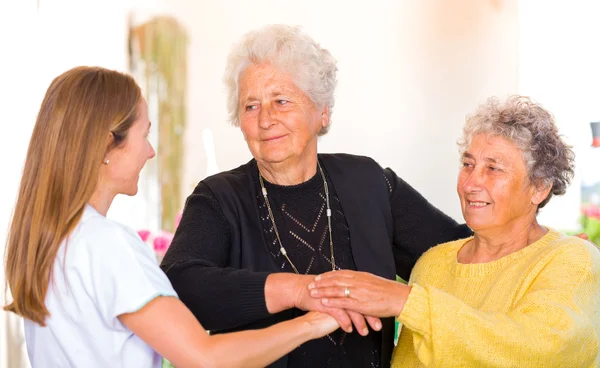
left=160, top=24, right=473, bottom=368
left=309, top=96, right=600, bottom=367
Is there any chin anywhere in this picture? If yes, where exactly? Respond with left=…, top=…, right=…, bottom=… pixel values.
left=262, top=150, right=293, bottom=164
left=123, top=187, right=139, bottom=196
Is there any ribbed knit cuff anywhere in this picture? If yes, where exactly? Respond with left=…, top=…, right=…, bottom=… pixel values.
left=397, top=283, right=431, bottom=338
left=238, top=272, right=271, bottom=320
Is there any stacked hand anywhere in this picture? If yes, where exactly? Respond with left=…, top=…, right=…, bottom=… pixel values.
left=307, top=270, right=412, bottom=318
left=292, top=275, right=382, bottom=336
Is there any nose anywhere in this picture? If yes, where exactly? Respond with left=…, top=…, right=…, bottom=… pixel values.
left=258, top=104, right=276, bottom=129
left=148, top=143, right=156, bottom=159
left=462, top=167, right=484, bottom=193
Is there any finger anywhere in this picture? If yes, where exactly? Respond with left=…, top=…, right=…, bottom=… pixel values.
left=365, top=315, right=382, bottom=331
left=321, top=297, right=361, bottom=313
left=325, top=308, right=353, bottom=333
left=308, top=277, right=354, bottom=290
left=314, top=270, right=357, bottom=281
left=309, top=286, right=348, bottom=299
left=347, top=310, right=369, bottom=336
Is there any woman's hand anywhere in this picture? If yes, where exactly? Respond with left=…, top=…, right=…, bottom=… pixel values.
left=308, top=270, right=411, bottom=318
left=265, top=273, right=382, bottom=335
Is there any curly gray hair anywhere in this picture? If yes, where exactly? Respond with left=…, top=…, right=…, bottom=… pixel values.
left=458, top=95, right=575, bottom=209
left=223, top=24, right=338, bottom=135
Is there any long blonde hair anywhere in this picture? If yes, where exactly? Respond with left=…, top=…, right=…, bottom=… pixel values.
left=4, top=66, right=141, bottom=325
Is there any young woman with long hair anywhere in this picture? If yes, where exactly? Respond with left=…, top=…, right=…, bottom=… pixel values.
left=4, top=66, right=338, bottom=368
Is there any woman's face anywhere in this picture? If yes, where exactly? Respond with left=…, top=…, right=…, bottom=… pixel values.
left=457, top=133, right=546, bottom=234
left=237, top=62, right=329, bottom=167
left=104, top=98, right=155, bottom=196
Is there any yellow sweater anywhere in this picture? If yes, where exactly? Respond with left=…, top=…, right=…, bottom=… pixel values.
left=392, top=228, right=600, bottom=367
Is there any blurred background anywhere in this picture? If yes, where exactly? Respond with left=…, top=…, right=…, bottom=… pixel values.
left=1, top=0, right=600, bottom=366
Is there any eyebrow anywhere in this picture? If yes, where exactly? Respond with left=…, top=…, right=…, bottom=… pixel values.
left=242, top=89, right=293, bottom=103
left=462, top=152, right=508, bottom=165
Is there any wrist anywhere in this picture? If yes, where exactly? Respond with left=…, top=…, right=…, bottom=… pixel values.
left=392, top=283, right=412, bottom=316
left=298, top=315, right=317, bottom=340
left=265, top=273, right=304, bottom=313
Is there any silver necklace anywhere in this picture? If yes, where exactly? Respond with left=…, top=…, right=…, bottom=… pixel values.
left=258, top=161, right=336, bottom=274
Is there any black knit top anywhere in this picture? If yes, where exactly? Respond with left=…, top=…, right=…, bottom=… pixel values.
left=258, top=164, right=380, bottom=367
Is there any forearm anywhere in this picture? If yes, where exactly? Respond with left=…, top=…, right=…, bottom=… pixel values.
left=204, top=318, right=313, bottom=368
left=265, top=273, right=310, bottom=313
left=387, top=169, right=472, bottom=279
left=121, top=296, right=322, bottom=368
left=165, top=264, right=271, bottom=330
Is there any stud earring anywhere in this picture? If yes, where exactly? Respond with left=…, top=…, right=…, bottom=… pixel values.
left=103, top=159, right=110, bottom=165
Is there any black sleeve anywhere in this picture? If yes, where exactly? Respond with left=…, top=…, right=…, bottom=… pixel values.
left=160, top=182, right=272, bottom=331
left=384, top=168, right=472, bottom=280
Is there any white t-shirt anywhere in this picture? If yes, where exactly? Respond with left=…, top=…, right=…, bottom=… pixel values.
left=24, top=205, right=178, bottom=368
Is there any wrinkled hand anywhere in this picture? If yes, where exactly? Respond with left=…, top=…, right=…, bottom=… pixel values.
left=300, top=311, right=340, bottom=339
left=293, top=275, right=382, bottom=336
left=308, top=270, right=411, bottom=318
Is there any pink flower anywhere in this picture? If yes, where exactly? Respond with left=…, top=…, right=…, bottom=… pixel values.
left=153, top=232, right=174, bottom=254
left=137, top=229, right=152, bottom=242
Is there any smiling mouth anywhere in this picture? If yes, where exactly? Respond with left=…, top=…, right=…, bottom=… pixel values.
left=263, top=135, right=286, bottom=142
left=468, top=201, right=490, bottom=207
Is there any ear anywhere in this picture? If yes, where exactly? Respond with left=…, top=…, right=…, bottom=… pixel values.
left=321, top=106, right=331, bottom=128
left=531, top=181, right=552, bottom=206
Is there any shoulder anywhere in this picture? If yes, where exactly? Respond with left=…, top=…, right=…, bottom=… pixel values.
left=421, top=237, right=470, bottom=261
left=540, top=230, right=600, bottom=271
left=67, top=206, right=150, bottom=262
left=412, top=237, right=471, bottom=274
left=319, top=153, right=380, bottom=168
left=202, top=160, right=254, bottom=190
left=319, top=153, right=386, bottom=181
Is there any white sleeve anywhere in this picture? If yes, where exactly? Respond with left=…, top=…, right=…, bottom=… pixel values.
left=79, top=219, right=178, bottom=330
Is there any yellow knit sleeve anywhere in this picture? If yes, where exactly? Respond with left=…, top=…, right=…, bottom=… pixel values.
left=397, top=242, right=600, bottom=367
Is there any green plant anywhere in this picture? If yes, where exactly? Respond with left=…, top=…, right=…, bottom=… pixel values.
left=580, top=214, right=600, bottom=246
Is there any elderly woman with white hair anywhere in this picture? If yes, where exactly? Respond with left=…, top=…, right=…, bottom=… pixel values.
left=308, top=96, right=600, bottom=367
left=161, top=24, right=471, bottom=367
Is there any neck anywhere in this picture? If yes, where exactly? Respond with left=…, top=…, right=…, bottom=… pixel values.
left=88, top=186, right=115, bottom=216
left=257, top=151, right=318, bottom=186
left=461, top=217, right=547, bottom=263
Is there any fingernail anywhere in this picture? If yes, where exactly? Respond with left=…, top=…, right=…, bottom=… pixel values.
left=376, top=322, right=382, bottom=330
left=322, top=298, right=328, bottom=305
left=363, top=328, right=369, bottom=335
left=315, top=275, right=321, bottom=281
left=308, top=282, right=315, bottom=289
left=310, top=289, right=317, bottom=296
left=347, top=327, right=353, bottom=333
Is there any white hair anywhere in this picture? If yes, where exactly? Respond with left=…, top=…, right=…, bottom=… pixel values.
left=223, top=24, right=338, bottom=135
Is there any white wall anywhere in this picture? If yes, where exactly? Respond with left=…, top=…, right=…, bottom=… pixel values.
left=170, top=0, right=519, bottom=221
left=519, top=0, right=600, bottom=231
